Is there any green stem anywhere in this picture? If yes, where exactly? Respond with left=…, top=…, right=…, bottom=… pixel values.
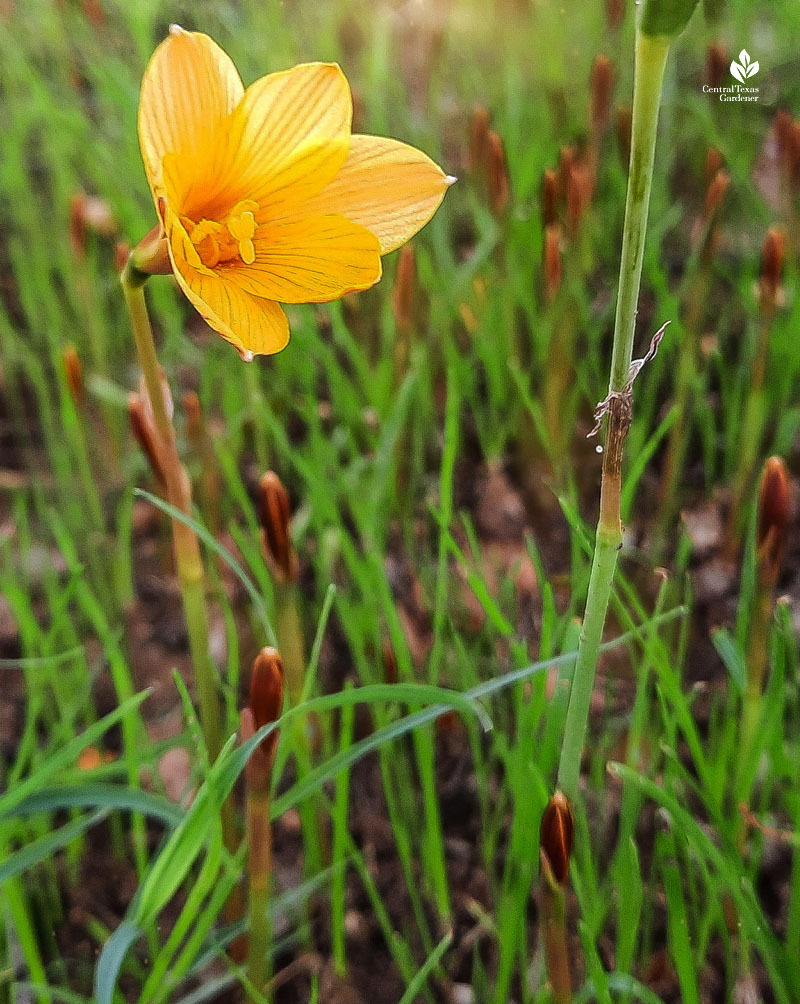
left=557, top=30, right=670, bottom=802
left=121, top=261, right=223, bottom=762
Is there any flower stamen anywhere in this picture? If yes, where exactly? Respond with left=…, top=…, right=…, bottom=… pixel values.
left=187, top=200, right=259, bottom=268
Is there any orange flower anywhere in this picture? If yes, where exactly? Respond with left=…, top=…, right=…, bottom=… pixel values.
left=136, top=26, right=453, bottom=359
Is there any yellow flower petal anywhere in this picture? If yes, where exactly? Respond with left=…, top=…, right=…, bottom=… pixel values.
left=165, top=210, right=289, bottom=358
left=227, top=215, right=382, bottom=304
left=297, top=135, right=453, bottom=254
left=138, top=26, right=243, bottom=201
left=222, top=63, right=352, bottom=216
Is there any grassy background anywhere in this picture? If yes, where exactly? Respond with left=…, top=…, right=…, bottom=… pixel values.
left=1, top=0, right=799, bottom=1001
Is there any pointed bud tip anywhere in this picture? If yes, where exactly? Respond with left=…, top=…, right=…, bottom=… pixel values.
left=540, top=790, right=574, bottom=885
left=168, top=23, right=185, bottom=36
left=250, top=647, right=285, bottom=731
left=258, top=471, right=297, bottom=583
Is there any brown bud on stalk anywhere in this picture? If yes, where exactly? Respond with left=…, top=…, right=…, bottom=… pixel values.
left=114, top=240, right=131, bottom=274
left=241, top=647, right=285, bottom=790
left=63, top=345, right=85, bottom=407
left=258, top=471, right=299, bottom=585
left=616, top=106, right=632, bottom=165
left=542, top=169, right=558, bottom=228
left=129, top=393, right=167, bottom=489
left=756, top=457, right=790, bottom=586
left=468, top=105, right=491, bottom=174
left=544, top=224, right=562, bottom=303
left=69, top=191, right=117, bottom=259
left=558, top=146, right=575, bottom=199
left=486, top=129, right=510, bottom=217
left=606, top=0, right=623, bottom=29
left=759, top=227, right=785, bottom=303
left=704, top=169, right=729, bottom=220
left=705, top=147, right=724, bottom=184
left=705, top=42, right=727, bottom=89
left=566, top=163, right=592, bottom=237
left=590, top=55, right=614, bottom=135
left=182, top=391, right=204, bottom=443
left=540, top=791, right=574, bottom=886
left=392, top=244, right=416, bottom=335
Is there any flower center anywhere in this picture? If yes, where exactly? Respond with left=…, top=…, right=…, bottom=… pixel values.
left=185, top=200, right=259, bottom=268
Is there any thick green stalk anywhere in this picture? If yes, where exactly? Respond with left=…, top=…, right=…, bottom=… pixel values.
left=121, top=261, right=223, bottom=762
left=557, top=31, right=670, bottom=801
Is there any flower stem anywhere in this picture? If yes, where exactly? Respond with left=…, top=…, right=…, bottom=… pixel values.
left=121, top=260, right=223, bottom=763
left=557, top=30, right=670, bottom=802
left=246, top=786, right=273, bottom=999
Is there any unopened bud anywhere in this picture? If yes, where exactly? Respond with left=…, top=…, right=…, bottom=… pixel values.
left=129, top=393, right=166, bottom=488
left=540, top=791, right=574, bottom=885
left=392, top=244, right=416, bottom=334
left=242, top=647, right=284, bottom=787
left=182, top=391, right=203, bottom=442
left=705, top=147, right=724, bottom=184
left=566, top=163, right=591, bottom=236
left=616, top=106, right=632, bottom=165
left=558, top=146, right=575, bottom=198
left=705, top=42, right=727, bottom=88
left=258, top=471, right=298, bottom=584
left=544, top=224, right=562, bottom=303
left=468, top=105, right=491, bottom=173
left=69, top=191, right=116, bottom=259
left=606, top=0, right=624, bottom=29
left=756, top=457, right=789, bottom=584
left=590, top=55, right=614, bottom=135
left=486, top=130, right=510, bottom=217
left=63, top=345, right=85, bottom=407
left=760, top=227, right=785, bottom=302
left=542, top=169, right=558, bottom=227
left=703, top=169, right=729, bottom=221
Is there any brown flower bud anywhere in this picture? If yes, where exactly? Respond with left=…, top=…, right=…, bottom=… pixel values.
left=468, top=105, right=491, bottom=173
left=557, top=145, right=575, bottom=198
left=69, top=191, right=116, bottom=259
left=540, top=790, right=574, bottom=885
left=760, top=227, right=785, bottom=302
left=705, top=147, right=724, bottom=184
left=606, top=0, right=623, bottom=30
left=615, top=106, right=632, bottom=166
left=258, top=471, right=298, bottom=584
left=590, top=55, right=614, bottom=135
left=703, top=169, right=729, bottom=221
left=542, top=169, right=558, bottom=228
left=392, top=244, right=416, bottom=334
left=544, top=223, right=562, bottom=303
left=566, top=163, right=591, bottom=236
left=705, top=42, right=727, bottom=88
left=756, top=457, right=789, bottom=584
left=182, top=391, right=203, bottom=442
left=63, top=345, right=85, bottom=407
left=486, top=130, right=510, bottom=217
left=128, top=393, right=166, bottom=489
left=241, top=649, right=284, bottom=790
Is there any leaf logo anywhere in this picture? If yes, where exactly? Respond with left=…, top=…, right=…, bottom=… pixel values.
left=730, top=49, right=759, bottom=82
